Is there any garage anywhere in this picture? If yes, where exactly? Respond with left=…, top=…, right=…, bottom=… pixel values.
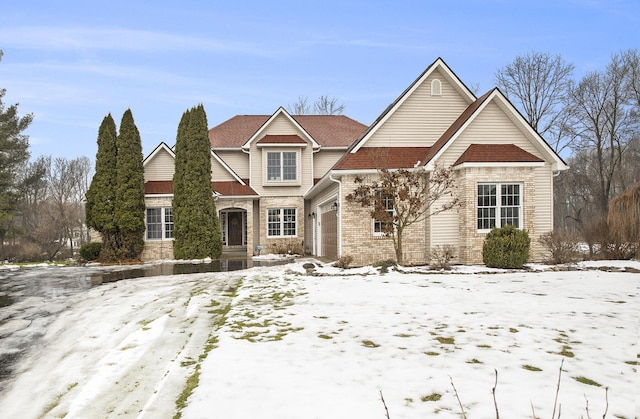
left=320, top=203, right=337, bottom=260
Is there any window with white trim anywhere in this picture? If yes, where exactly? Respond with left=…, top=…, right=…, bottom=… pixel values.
left=373, top=192, right=395, bottom=235
left=267, top=151, right=297, bottom=181
left=146, top=207, right=174, bottom=239
left=477, top=183, right=522, bottom=230
left=267, top=208, right=297, bottom=237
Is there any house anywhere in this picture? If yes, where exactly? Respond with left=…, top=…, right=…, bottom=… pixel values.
left=142, top=58, right=568, bottom=265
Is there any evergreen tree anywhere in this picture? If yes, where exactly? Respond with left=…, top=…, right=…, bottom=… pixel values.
left=85, top=114, right=118, bottom=260
left=172, top=104, right=222, bottom=259
left=0, top=50, right=33, bottom=257
left=114, top=109, right=145, bottom=260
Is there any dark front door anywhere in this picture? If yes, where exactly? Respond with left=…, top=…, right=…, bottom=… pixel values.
left=228, top=211, right=243, bottom=246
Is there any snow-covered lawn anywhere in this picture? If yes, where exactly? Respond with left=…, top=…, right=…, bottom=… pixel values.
left=0, top=259, right=638, bottom=418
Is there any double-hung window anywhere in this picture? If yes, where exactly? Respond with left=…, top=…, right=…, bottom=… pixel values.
left=146, top=207, right=174, bottom=240
left=267, top=208, right=297, bottom=237
left=373, top=192, right=395, bottom=235
left=477, top=183, right=522, bottom=231
left=267, top=151, right=297, bottom=182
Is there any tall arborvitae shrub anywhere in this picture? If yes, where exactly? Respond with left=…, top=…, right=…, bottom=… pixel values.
left=172, top=104, right=222, bottom=259
left=85, top=114, right=119, bottom=261
left=482, top=225, right=531, bottom=269
left=114, top=109, right=146, bottom=260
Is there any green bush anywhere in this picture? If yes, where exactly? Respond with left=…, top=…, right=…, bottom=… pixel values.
left=79, top=242, right=103, bottom=261
left=373, top=259, right=397, bottom=273
left=482, top=225, right=530, bottom=269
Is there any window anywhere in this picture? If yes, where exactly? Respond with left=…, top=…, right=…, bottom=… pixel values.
left=267, top=151, right=297, bottom=181
left=431, top=79, right=442, bottom=96
left=146, top=207, right=174, bottom=240
left=373, top=192, right=395, bottom=235
left=477, top=183, right=521, bottom=230
left=267, top=208, right=297, bottom=237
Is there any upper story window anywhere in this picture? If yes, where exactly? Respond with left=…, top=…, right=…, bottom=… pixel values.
left=477, top=183, right=522, bottom=231
left=146, top=207, right=174, bottom=240
left=431, top=79, right=442, bottom=96
left=267, top=151, right=297, bottom=182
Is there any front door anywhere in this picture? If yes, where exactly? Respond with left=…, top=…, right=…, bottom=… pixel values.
left=228, top=211, right=243, bottom=246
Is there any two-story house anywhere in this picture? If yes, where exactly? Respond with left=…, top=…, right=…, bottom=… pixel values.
left=142, top=58, right=568, bottom=265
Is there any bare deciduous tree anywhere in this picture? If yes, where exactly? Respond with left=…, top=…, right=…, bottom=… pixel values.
left=287, top=95, right=345, bottom=115
left=346, top=165, right=461, bottom=265
left=495, top=51, right=575, bottom=154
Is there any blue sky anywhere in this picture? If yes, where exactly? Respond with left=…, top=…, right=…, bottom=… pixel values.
left=1, top=0, right=638, bottom=162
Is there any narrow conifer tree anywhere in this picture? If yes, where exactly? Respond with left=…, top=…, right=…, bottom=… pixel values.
left=114, top=109, right=146, bottom=260
left=172, top=104, right=222, bottom=259
left=85, top=114, right=118, bottom=261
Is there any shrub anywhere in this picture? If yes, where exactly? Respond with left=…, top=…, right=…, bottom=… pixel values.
left=373, top=259, right=397, bottom=273
left=333, top=255, right=354, bottom=269
left=429, top=245, right=456, bottom=270
left=79, top=242, right=103, bottom=261
left=268, top=239, right=304, bottom=256
left=482, top=225, right=530, bottom=269
left=538, top=230, right=582, bottom=264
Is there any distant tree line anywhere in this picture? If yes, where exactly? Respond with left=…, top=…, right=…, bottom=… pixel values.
left=495, top=49, right=640, bottom=257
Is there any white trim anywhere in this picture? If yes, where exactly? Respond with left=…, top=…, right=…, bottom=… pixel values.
left=454, top=162, right=546, bottom=170
left=241, top=107, right=320, bottom=150
left=257, top=143, right=307, bottom=148
left=211, top=149, right=247, bottom=185
left=143, top=142, right=174, bottom=166
left=145, top=193, right=173, bottom=198
left=431, top=79, right=442, bottom=96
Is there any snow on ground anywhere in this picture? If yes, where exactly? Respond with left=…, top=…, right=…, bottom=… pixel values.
left=0, top=259, right=638, bottom=418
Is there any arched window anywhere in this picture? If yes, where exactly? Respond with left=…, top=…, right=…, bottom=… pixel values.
left=431, top=79, right=442, bottom=96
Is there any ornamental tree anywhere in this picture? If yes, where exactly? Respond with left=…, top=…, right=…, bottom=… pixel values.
left=345, top=165, right=461, bottom=265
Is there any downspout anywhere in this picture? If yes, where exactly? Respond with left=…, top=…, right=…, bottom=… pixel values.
left=329, top=171, right=342, bottom=258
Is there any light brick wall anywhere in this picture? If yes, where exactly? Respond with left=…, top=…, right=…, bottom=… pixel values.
left=456, top=166, right=546, bottom=264
left=258, top=196, right=305, bottom=253
left=340, top=174, right=428, bottom=266
left=142, top=196, right=174, bottom=261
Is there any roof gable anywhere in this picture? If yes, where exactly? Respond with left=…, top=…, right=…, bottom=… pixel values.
left=425, top=88, right=568, bottom=171
left=350, top=57, right=476, bottom=153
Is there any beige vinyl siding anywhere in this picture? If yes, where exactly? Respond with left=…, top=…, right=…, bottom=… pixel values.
left=429, top=203, right=461, bottom=251
left=144, top=149, right=175, bottom=181
left=437, top=101, right=546, bottom=167
left=249, top=114, right=314, bottom=197
left=211, top=156, right=236, bottom=182
left=313, top=149, right=346, bottom=179
left=215, top=150, right=249, bottom=179
left=367, top=69, right=470, bottom=147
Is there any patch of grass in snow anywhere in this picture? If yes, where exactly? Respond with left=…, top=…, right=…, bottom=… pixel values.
left=435, top=336, right=455, bottom=345
left=39, top=382, right=78, bottom=417
left=424, top=351, right=440, bottom=356
left=476, top=344, right=491, bottom=349
left=174, top=364, right=201, bottom=418
left=509, top=327, right=519, bottom=333
left=394, top=333, right=414, bottom=338
left=624, top=360, right=638, bottom=365
left=362, top=339, right=381, bottom=348
left=557, top=345, right=575, bottom=358
left=522, top=364, right=542, bottom=372
left=573, top=376, right=602, bottom=387
left=318, top=334, right=333, bottom=339
left=466, top=358, right=482, bottom=364
left=421, top=393, right=442, bottom=402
